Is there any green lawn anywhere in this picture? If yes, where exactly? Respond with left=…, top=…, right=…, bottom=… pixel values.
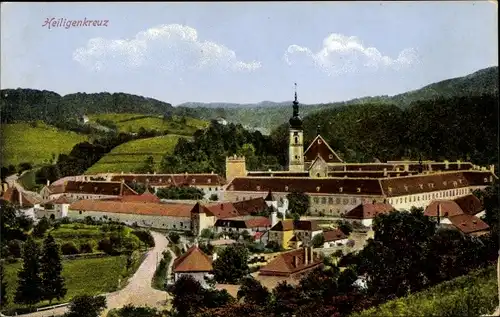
left=0, top=122, right=89, bottom=167
left=85, top=134, right=190, bottom=174
left=88, top=113, right=208, bottom=135
left=1, top=256, right=127, bottom=313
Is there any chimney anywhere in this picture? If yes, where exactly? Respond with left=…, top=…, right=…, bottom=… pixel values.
left=490, top=165, right=495, bottom=174
left=212, top=252, right=217, bottom=262
left=444, top=160, right=449, bottom=170
left=404, top=164, right=409, bottom=172
left=270, top=210, right=278, bottom=227
left=304, top=247, right=308, bottom=265
left=437, top=203, right=441, bottom=225
left=211, top=171, right=214, bottom=174
left=309, top=247, right=313, bottom=264
left=153, top=171, right=156, bottom=175
left=121, top=171, right=124, bottom=174
left=46, top=179, right=50, bottom=186
left=18, top=189, right=23, bottom=207
left=383, top=168, right=387, bottom=177
left=457, top=160, right=461, bottom=169
left=293, top=256, right=298, bottom=268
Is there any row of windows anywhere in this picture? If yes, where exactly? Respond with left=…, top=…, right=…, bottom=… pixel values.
left=390, top=188, right=470, bottom=205
left=312, top=197, right=357, bottom=205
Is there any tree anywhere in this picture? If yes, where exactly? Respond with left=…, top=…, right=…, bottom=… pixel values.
left=168, top=232, right=180, bottom=244
left=0, top=260, right=7, bottom=307
left=213, top=244, right=250, bottom=284
left=15, top=236, right=44, bottom=308
left=64, top=295, right=107, bottom=317
left=337, top=220, right=354, bottom=236
left=33, top=216, right=51, bottom=237
left=312, top=233, right=325, bottom=248
left=286, top=191, right=310, bottom=216
left=237, top=277, right=270, bottom=306
left=137, top=156, right=155, bottom=174
left=172, top=275, right=206, bottom=317
left=109, top=304, right=163, bottom=317
left=40, top=234, right=67, bottom=304
left=209, top=193, right=219, bottom=201
left=61, top=242, right=79, bottom=255
left=271, top=281, right=300, bottom=316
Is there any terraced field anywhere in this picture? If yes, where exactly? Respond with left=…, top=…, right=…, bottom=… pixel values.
left=85, top=134, right=190, bottom=174
left=88, top=113, right=208, bottom=135
left=0, top=122, right=89, bottom=167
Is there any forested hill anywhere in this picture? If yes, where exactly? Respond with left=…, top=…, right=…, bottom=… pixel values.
left=269, top=93, right=499, bottom=167
left=0, top=89, right=174, bottom=123
left=177, top=66, right=499, bottom=131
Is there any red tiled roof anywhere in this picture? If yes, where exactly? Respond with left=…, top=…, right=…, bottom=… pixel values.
left=227, top=177, right=384, bottom=196
left=293, top=220, right=321, bottom=231
left=69, top=200, right=193, bottom=218
left=323, top=229, right=348, bottom=242
left=259, top=247, right=322, bottom=277
left=1, top=187, right=40, bottom=207
left=50, top=195, right=73, bottom=204
left=270, top=220, right=294, bottom=231
left=344, top=203, right=395, bottom=219
left=303, top=135, right=343, bottom=163
left=453, top=194, right=484, bottom=215
left=119, top=190, right=160, bottom=203
left=190, top=202, right=214, bottom=215
left=232, top=197, right=268, bottom=216
left=214, top=216, right=271, bottom=229
left=173, top=245, right=213, bottom=273
left=205, top=202, right=239, bottom=219
left=59, top=181, right=138, bottom=196
left=379, top=171, right=495, bottom=197
left=110, top=173, right=226, bottom=186
left=447, top=214, right=490, bottom=234
left=424, top=200, right=465, bottom=218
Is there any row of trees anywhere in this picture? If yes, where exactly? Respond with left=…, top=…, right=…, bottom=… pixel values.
left=0, top=235, right=67, bottom=309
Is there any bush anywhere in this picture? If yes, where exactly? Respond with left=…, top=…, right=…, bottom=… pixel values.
left=61, top=242, right=79, bottom=255
left=209, top=194, right=219, bottom=201
left=131, top=230, right=155, bottom=248
left=7, top=239, right=23, bottom=258
left=79, top=241, right=95, bottom=253
left=265, top=240, right=282, bottom=253
left=97, top=238, right=114, bottom=255
left=168, top=232, right=180, bottom=244
left=60, top=217, right=71, bottom=224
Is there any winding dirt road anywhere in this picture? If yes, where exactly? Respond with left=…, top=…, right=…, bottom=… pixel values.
left=9, top=231, right=170, bottom=317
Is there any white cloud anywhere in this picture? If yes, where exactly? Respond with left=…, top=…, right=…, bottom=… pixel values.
left=284, top=33, right=420, bottom=76
left=73, top=24, right=261, bottom=73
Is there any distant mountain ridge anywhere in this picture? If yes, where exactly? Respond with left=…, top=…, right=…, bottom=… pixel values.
left=178, top=66, right=499, bottom=109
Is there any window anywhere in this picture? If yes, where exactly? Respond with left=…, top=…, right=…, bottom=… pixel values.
left=316, top=186, right=321, bottom=192
left=295, top=155, right=298, bottom=159
left=285, top=186, right=289, bottom=191
left=343, top=198, right=349, bottom=205
left=328, top=197, right=333, bottom=204
left=208, top=179, right=211, bottom=184
left=314, top=197, right=319, bottom=204
left=351, top=198, right=356, bottom=204
left=329, top=154, right=333, bottom=159
left=321, top=197, right=326, bottom=204
left=295, top=137, right=298, bottom=144
left=336, top=198, right=341, bottom=204
left=209, top=187, right=212, bottom=191
left=79, top=210, right=82, bottom=215
left=318, top=139, right=322, bottom=144
left=256, top=186, right=261, bottom=191
left=192, top=179, right=196, bottom=184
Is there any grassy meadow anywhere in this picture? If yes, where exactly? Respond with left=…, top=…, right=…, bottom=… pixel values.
left=88, top=113, right=208, bottom=135
left=85, top=134, right=190, bottom=174
left=1, top=256, right=127, bottom=313
left=0, top=122, right=89, bottom=167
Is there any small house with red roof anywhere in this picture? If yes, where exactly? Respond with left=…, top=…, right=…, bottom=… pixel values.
left=1, top=185, right=42, bottom=219
left=259, top=246, right=322, bottom=279
left=344, top=203, right=395, bottom=227
left=172, top=245, right=214, bottom=288
left=214, top=215, right=272, bottom=235
left=322, top=229, right=349, bottom=248
left=38, top=195, right=75, bottom=219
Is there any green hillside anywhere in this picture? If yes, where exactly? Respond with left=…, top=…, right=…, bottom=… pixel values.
left=0, top=122, right=89, bottom=167
left=350, top=265, right=498, bottom=317
left=87, top=113, right=208, bottom=135
left=85, top=134, right=190, bottom=174
left=181, top=66, right=499, bottom=131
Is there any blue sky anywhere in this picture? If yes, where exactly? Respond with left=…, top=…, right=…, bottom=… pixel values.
left=1, top=2, right=497, bottom=106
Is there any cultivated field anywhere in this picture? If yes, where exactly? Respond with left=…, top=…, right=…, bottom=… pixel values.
left=85, top=134, right=190, bottom=174
left=88, top=113, right=208, bottom=135
left=0, top=122, right=89, bottom=167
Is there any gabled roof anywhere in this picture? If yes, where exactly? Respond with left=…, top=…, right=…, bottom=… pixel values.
left=323, top=229, right=348, bottom=242
left=264, top=190, right=275, bottom=202
left=120, top=189, right=160, bottom=203
left=303, top=134, right=343, bottom=163
left=270, top=220, right=294, bottom=231
left=453, top=194, right=483, bottom=215
left=259, top=247, right=322, bottom=277
left=447, top=214, right=489, bottom=234
left=50, top=195, right=73, bottom=205
left=214, top=216, right=271, bottom=229
left=60, top=181, right=138, bottom=196
left=69, top=200, right=193, bottom=218
left=110, top=173, right=226, bottom=187
left=1, top=186, right=40, bottom=207
left=172, top=245, right=213, bottom=273
left=232, top=197, right=268, bottom=215
left=424, top=200, right=464, bottom=218
left=205, top=202, right=239, bottom=219
left=293, top=220, right=321, bottom=231
left=344, top=203, right=395, bottom=219
left=190, top=202, right=214, bottom=215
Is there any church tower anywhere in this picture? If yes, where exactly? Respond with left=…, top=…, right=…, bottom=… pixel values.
left=288, top=83, right=304, bottom=172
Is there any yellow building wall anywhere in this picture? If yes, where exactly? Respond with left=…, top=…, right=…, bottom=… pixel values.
left=225, top=156, right=247, bottom=183
left=289, top=129, right=304, bottom=172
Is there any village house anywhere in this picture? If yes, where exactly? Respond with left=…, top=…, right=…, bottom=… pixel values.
left=258, top=247, right=322, bottom=284
left=68, top=199, right=194, bottom=231
left=321, top=229, right=349, bottom=248
left=343, top=203, right=395, bottom=227
left=214, top=216, right=272, bottom=235
left=106, top=172, right=226, bottom=200
left=1, top=185, right=42, bottom=219
left=40, top=180, right=138, bottom=201
left=268, top=219, right=322, bottom=249
left=172, top=245, right=214, bottom=288
left=37, top=195, right=74, bottom=219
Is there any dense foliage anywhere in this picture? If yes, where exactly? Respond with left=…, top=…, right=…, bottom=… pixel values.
left=156, top=186, right=205, bottom=200
left=160, top=121, right=285, bottom=174
left=270, top=93, right=499, bottom=166
left=63, top=295, right=107, bottom=317
left=212, top=244, right=250, bottom=284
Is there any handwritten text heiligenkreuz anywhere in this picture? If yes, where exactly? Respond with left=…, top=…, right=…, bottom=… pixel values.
left=42, top=18, right=109, bottom=29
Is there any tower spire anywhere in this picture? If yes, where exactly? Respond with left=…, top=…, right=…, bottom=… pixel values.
left=294, top=83, right=298, bottom=103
